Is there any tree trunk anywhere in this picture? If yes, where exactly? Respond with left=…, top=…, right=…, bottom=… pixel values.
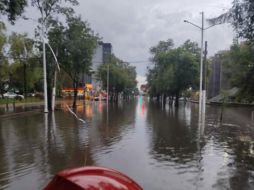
left=169, top=96, right=173, bottom=106
left=116, top=92, right=119, bottom=102
left=73, top=81, right=78, bottom=109
left=47, top=67, right=52, bottom=111
left=175, top=92, right=179, bottom=107
left=163, top=94, right=166, bottom=107
left=23, top=63, right=27, bottom=98
left=47, top=85, right=52, bottom=111
left=156, top=95, right=160, bottom=102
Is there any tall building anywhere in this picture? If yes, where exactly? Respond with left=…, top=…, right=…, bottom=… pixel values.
left=207, top=51, right=231, bottom=99
left=82, top=42, right=112, bottom=91
left=207, top=54, right=221, bottom=99
left=102, top=43, right=112, bottom=63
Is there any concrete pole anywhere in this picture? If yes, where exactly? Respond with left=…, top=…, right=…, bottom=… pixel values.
left=107, top=64, right=109, bottom=105
left=47, top=44, right=60, bottom=111
left=198, top=12, right=204, bottom=129
left=42, top=5, right=48, bottom=113
left=201, top=41, right=208, bottom=135
left=52, top=70, right=57, bottom=111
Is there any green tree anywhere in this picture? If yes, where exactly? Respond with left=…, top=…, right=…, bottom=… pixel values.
left=8, top=32, right=41, bottom=96
left=150, top=39, right=174, bottom=63
left=30, top=0, right=79, bottom=110
left=208, top=1, right=254, bottom=102
left=208, top=0, right=254, bottom=42
left=231, top=0, right=254, bottom=42
left=0, top=60, right=9, bottom=97
left=147, top=39, right=199, bottom=107
left=31, top=0, right=79, bottom=37
left=217, top=42, right=254, bottom=102
left=97, top=55, right=137, bottom=102
left=0, top=0, right=27, bottom=23
left=150, top=39, right=174, bottom=55
left=0, top=22, right=8, bottom=97
left=48, top=16, right=98, bottom=108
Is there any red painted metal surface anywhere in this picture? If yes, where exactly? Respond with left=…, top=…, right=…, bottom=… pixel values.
left=43, top=166, right=143, bottom=190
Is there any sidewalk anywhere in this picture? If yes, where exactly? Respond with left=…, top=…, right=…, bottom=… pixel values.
left=188, top=99, right=254, bottom=107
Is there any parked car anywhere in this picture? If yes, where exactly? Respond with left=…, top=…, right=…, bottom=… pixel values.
left=3, top=92, right=24, bottom=100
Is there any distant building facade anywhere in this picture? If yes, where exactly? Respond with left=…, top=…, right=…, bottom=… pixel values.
left=208, top=51, right=231, bottom=99
left=82, top=42, right=112, bottom=91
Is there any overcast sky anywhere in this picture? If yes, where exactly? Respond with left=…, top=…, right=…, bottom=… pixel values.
left=6, top=0, right=234, bottom=87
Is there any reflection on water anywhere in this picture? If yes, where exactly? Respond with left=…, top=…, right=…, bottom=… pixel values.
left=0, top=98, right=254, bottom=189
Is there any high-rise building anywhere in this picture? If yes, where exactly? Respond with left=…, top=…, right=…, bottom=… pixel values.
left=102, top=43, right=112, bottom=63
left=207, top=51, right=231, bottom=99
left=207, top=54, right=221, bottom=99
left=82, top=42, right=112, bottom=91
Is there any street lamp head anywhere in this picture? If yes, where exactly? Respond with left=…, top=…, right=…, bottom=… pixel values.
left=184, top=20, right=188, bottom=23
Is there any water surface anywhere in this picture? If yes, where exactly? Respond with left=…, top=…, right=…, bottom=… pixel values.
left=0, top=98, right=254, bottom=189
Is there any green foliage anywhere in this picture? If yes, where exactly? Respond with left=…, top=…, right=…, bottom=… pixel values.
left=97, top=55, right=137, bottom=96
left=209, top=0, right=254, bottom=43
left=0, top=22, right=6, bottom=51
left=0, top=22, right=7, bottom=96
left=219, top=42, right=254, bottom=102
left=231, top=0, right=254, bottom=42
left=147, top=39, right=199, bottom=104
left=7, top=32, right=42, bottom=94
left=48, top=16, right=98, bottom=83
left=31, top=0, right=79, bottom=29
left=0, top=0, right=27, bottom=23
left=150, top=39, right=174, bottom=55
left=9, top=32, right=33, bottom=59
left=0, top=60, right=9, bottom=97
left=0, top=97, right=42, bottom=105
left=47, top=15, right=98, bottom=107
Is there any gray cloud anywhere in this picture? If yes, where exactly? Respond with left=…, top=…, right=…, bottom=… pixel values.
left=76, top=0, right=233, bottom=77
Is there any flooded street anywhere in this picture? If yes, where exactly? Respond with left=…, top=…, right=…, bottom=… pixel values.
left=0, top=98, right=254, bottom=189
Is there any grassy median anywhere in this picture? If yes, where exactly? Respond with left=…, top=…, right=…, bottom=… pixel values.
left=0, top=97, right=43, bottom=105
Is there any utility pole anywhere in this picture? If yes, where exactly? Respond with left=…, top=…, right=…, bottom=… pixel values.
left=42, top=3, right=48, bottom=113
left=198, top=12, right=204, bottom=130
left=107, top=64, right=109, bottom=106
left=201, top=41, right=208, bottom=135
left=23, top=43, right=27, bottom=99
left=184, top=12, right=222, bottom=136
left=46, top=43, right=60, bottom=111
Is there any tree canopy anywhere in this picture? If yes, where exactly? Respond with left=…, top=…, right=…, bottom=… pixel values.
left=47, top=15, right=98, bottom=107
left=0, top=0, right=27, bottom=23
left=208, top=0, right=254, bottom=42
left=147, top=39, right=199, bottom=106
left=97, top=55, right=137, bottom=102
left=214, top=42, right=254, bottom=102
left=208, top=1, right=254, bottom=102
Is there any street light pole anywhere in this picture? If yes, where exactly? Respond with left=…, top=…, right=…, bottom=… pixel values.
left=46, top=42, right=60, bottom=111
left=23, top=41, right=28, bottom=99
left=199, top=12, right=204, bottom=131
left=107, top=64, right=109, bottom=106
left=184, top=12, right=223, bottom=135
left=201, top=41, right=208, bottom=134
left=42, top=6, right=48, bottom=113
left=184, top=12, right=206, bottom=134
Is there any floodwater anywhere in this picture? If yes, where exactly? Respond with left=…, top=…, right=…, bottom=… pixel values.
left=0, top=97, right=254, bottom=190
